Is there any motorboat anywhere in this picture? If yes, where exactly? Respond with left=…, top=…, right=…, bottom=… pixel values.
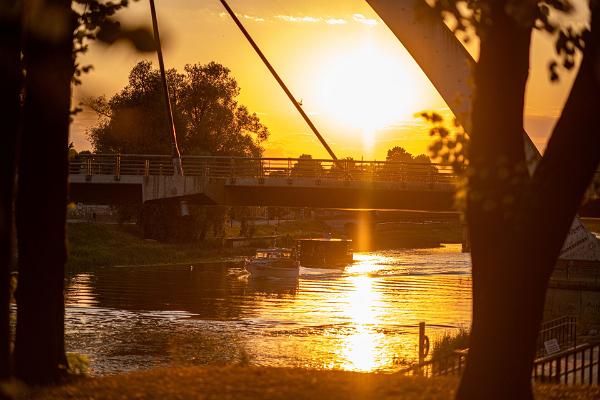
left=244, top=248, right=299, bottom=278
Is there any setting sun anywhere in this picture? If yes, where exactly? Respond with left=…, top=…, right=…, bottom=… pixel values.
left=316, top=39, right=426, bottom=156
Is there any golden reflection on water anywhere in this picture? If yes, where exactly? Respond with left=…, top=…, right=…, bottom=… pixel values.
left=339, top=256, right=387, bottom=372
left=65, top=247, right=472, bottom=375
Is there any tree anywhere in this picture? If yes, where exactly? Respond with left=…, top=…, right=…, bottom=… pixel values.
left=0, top=0, right=152, bottom=386
left=291, top=154, right=324, bottom=177
left=88, top=60, right=268, bottom=157
left=422, top=1, right=600, bottom=399
left=384, top=146, right=437, bottom=181
left=0, top=0, right=22, bottom=383
left=88, top=61, right=268, bottom=243
left=386, top=146, right=414, bottom=163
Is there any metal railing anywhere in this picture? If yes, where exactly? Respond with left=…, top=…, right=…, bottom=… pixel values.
left=403, top=316, right=591, bottom=384
left=69, top=153, right=458, bottom=186
left=533, top=342, right=600, bottom=385
left=536, top=316, right=577, bottom=358
left=404, top=342, right=600, bottom=385
left=401, top=349, right=468, bottom=377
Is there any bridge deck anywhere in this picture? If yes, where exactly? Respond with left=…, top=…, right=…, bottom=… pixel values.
left=69, top=154, right=458, bottom=210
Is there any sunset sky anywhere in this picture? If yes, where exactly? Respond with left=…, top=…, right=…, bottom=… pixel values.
left=71, top=0, right=584, bottom=160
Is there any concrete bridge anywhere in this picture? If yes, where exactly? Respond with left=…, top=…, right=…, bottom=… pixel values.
left=69, top=154, right=458, bottom=211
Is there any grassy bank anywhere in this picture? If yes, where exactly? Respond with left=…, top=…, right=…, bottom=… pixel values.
left=253, top=218, right=463, bottom=250
left=66, top=223, right=248, bottom=271
left=66, top=215, right=464, bottom=271
left=15, top=366, right=599, bottom=400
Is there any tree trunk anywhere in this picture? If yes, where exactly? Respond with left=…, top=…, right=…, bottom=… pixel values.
left=0, top=0, right=22, bottom=381
left=14, top=0, right=73, bottom=385
left=458, top=3, right=600, bottom=399
left=457, top=3, right=540, bottom=399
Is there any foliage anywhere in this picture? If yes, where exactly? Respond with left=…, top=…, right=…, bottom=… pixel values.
left=88, top=61, right=268, bottom=157
left=386, top=146, right=414, bottom=163
left=290, top=154, right=323, bottom=177
left=420, top=1, right=600, bottom=398
left=384, top=146, right=437, bottom=178
left=416, top=113, right=469, bottom=175
left=431, top=328, right=470, bottom=360
left=424, top=0, right=585, bottom=81
left=66, top=353, right=89, bottom=376
left=72, top=1, right=154, bottom=86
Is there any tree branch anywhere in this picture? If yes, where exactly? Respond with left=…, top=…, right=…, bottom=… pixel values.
left=529, top=2, right=600, bottom=263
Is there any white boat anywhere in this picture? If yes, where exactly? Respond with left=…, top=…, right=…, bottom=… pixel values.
left=244, top=248, right=300, bottom=278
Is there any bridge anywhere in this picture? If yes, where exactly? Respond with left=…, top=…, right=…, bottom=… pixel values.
left=69, top=154, right=458, bottom=211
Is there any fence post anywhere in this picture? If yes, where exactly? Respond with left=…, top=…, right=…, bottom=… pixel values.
left=419, top=322, right=430, bottom=365
left=115, top=154, right=121, bottom=181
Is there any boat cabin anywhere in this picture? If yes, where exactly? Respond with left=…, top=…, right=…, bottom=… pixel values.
left=255, top=248, right=293, bottom=259
left=295, top=239, right=353, bottom=268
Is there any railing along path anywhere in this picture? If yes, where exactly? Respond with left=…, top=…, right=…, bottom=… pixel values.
left=69, top=154, right=457, bottom=186
left=403, top=316, right=599, bottom=386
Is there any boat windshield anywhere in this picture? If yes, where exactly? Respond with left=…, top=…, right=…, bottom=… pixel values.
left=255, top=250, right=292, bottom=259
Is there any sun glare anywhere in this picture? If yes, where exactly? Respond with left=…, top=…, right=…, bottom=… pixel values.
left=316, top=39, right=426, bottom=157
left=339, top=274, right=388, bottom=371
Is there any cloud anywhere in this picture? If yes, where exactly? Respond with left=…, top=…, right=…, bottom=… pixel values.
left=325, top=18, right=348, bottom=25
left=219, top=12, right=265, bottom=23
left=242, top=14, right=265, bottom=22
left=352, top=14, right=379, bottom=26
left=220, top=13, right=375, bottom=27
left=276, top=15, right=321, bottom=23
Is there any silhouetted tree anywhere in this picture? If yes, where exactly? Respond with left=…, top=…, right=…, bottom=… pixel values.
left=87, top=61, right=268, bottom=242
left=13, top=0, right=74, bottom=384
left=0, top=0, right=153, bottom=386
left=384, top=146, right=436, bottom=180
left=88, top=60, right=268, bottom=157
left=385, top=146, right=414, bottom=163
left=422, top=1, right=600, bottom=399
left=291, top=154, right=323, bottom=177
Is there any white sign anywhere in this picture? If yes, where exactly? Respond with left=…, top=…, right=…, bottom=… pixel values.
left=544, top=338, right=561, bottom=356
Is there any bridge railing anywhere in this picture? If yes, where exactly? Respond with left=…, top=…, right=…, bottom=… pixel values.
left=69, top=154, right=458, bottom=185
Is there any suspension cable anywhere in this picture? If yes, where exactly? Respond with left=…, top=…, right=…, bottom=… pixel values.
left=218, top=0, right=339, bottom=162
left=149, top=0, right=184, bottom=176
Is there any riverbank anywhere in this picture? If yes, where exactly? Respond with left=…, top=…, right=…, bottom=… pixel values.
left=66, top=223, right=250, bottom=271
left=16, top=366, right=599, bottom=400
left=67, top=215, right=464, bottom=271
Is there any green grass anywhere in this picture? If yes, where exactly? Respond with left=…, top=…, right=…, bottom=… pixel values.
left=66, top=223, right=245, bottom=271
left=254, top=219, right=331, bottom=238
left=66, top=217, right=464, bottom=271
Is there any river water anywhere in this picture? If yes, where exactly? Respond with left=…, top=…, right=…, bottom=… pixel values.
left=65, top=244, right=472, bottom=375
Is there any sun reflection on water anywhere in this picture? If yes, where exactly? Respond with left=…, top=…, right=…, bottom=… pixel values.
left=338, top=270, right=390, bottom=372
left=64, top=248, right=473, bottom=375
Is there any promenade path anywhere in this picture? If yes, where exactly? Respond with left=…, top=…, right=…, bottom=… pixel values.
left=19, top=366, right=600, bottom=400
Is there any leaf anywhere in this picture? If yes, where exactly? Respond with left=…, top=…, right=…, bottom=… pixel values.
left=123, top=28, right=156, bottom=52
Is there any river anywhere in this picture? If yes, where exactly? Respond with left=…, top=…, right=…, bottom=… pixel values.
left=65, top=244, right=472, bottom=375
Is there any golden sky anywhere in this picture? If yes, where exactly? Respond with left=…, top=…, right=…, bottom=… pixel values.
left=71, top=0, right=584, bottom=160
